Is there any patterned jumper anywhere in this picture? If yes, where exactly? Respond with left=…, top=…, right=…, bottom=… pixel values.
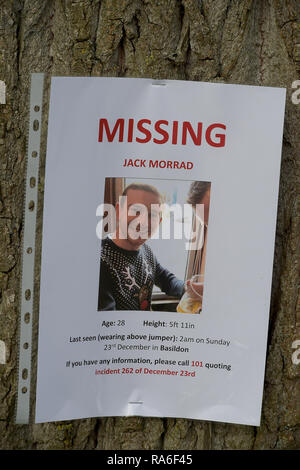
left=98, top=237, right=184, bottom=311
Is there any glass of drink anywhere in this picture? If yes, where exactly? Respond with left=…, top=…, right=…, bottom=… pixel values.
left=177, top=274, right=204, bottom=314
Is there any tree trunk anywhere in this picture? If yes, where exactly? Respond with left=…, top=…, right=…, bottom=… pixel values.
left=0, top=0, right=299, bottom=450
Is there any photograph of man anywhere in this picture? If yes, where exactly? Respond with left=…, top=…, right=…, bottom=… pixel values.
left=98, top=183, right=185, bottom=311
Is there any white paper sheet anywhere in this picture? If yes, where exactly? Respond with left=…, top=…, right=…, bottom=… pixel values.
left=35, top=77, right=286, bottom=425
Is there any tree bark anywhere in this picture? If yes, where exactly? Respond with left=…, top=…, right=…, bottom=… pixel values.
left=0, top=0, right=299, bottom=450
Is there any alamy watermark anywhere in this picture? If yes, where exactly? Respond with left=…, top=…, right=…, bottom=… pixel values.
left=291, top=339, right=300, bottom=365
left=96, top=198, right=206, bottom=251
left=0, top=80, right=5, bottom=104
left=291, top=80, right=300, bottom=105
left=0, top=340, right=5, bottom=364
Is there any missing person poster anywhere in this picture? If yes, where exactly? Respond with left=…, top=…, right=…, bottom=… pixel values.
left=35, top=77, right=286, bottom=425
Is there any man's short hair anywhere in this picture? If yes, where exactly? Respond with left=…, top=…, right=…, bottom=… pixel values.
left=121, top=183, right=162, bottom=201
left=187, top=181, right=210, bottom=205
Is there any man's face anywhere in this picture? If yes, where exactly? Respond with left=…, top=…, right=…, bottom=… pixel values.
left=117, top=189, right=162, bottom=248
